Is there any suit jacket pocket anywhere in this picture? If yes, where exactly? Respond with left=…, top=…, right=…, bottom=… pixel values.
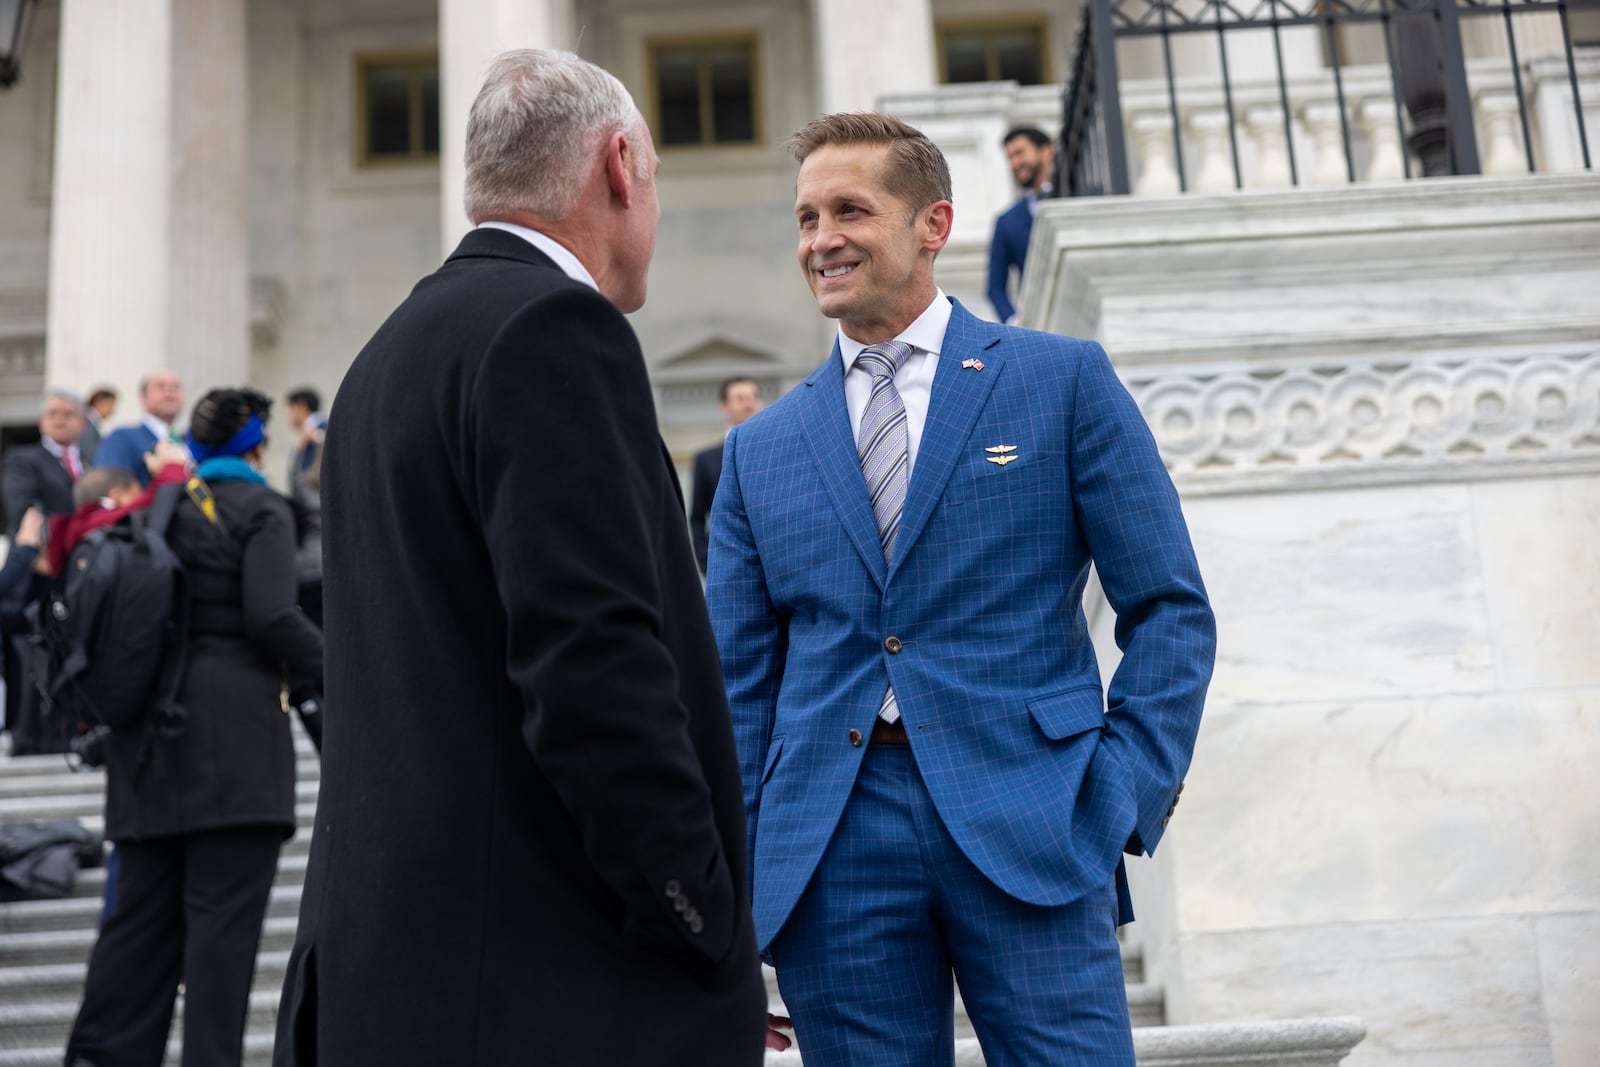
left=1026, top=684, right=1107, bottom=740
left=942, top=452, right=1058, bottom=507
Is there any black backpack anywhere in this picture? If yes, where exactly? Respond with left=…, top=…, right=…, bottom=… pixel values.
left=23, top=481, right=214, bottom=736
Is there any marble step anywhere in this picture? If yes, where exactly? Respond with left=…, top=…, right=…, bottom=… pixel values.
left=0, top=914, right=302, bottom=968
left=0, top=1033, right=274, bottom=1067
left=0, top=788, right=319, bottom=826
left=0, top=881, right=304, bottom=936
left=0, top=1018, right=1366, bottom=1067
left=0, top=760, right=322, bottom=798
left=0, top=989, right=280, bottom=1050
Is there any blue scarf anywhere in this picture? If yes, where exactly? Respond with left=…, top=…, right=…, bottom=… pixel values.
left=196, top=456, right=267, bottom=485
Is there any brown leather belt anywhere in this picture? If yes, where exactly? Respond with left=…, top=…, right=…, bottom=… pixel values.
left=870, top=718, right=909, bottom=745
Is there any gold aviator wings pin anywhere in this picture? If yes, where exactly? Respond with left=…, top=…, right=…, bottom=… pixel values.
left=985, top=444, right=1019, bottom=466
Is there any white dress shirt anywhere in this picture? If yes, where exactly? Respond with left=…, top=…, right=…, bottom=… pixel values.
left=837, top=289, right=952, bottom=475
left=141, top=415, right=176, bottom=445
left=476, top=221, right=599, bottom=292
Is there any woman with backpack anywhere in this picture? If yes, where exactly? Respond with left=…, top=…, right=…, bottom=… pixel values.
left=65, top=387, right=324, bottom=1067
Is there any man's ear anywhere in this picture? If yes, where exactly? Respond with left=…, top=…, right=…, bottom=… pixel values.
left=606, top=130, right=635, bottom=209
left=920, top=200, right=954, bottom=253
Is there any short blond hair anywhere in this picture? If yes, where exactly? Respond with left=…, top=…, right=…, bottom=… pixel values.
left=786, top=113, right=952, bottom=218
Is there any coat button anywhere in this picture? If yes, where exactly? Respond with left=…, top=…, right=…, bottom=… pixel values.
left=690, top=916, right=704, bottom=934
left=884, top=636, right=903, bottom=654
left=664, top=880, right=680, bottom=898
left=849, top=729, right=863, bottom=747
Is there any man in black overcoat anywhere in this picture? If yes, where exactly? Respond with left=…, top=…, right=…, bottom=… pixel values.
left=273, top=49, right=768, bottom=1066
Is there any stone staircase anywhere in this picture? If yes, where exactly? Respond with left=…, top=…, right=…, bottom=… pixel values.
left=0, top=735, right=1363, bottom=1065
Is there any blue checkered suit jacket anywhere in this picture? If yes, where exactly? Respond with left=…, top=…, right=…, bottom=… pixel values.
left=707, top=299, right=1216, bottom=950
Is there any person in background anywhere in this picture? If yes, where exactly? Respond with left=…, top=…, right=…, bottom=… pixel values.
left=689, top=376, right=763, bottom=575
left=93, top=370, right=185, bottom=488
left=65, top=388, right=322, bottom=1067
left=78, top=386, right=119, bottom=467
left=2, top=389, right=87, bottom=752
left=2, top=389, right=85, bottom=540
left=986, top=126, right=1055, bottom=325
left=45, top=442, right=191, bottom=577
left=284, top=387, right=325, bottom=627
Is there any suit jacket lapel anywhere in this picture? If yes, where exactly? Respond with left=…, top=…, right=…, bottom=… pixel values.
left=799, top=343, right=889, bottom=590
left=889, top=302, right=1005, bottom=583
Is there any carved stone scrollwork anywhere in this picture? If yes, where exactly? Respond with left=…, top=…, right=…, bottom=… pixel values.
left=1124, top=346, right=1600, bottom=493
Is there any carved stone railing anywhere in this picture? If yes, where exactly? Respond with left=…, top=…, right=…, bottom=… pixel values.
left=1126, top=343, right=1600, bottom=494
left=1120, top=52, right=1598, bottom=196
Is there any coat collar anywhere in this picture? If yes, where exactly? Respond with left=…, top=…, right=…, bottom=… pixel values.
left=795, top=298, right=1007, bottom=588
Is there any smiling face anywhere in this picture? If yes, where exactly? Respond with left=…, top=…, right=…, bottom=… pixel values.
left=795, top=143, right=951, bottom=344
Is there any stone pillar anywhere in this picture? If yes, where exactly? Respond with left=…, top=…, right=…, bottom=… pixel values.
left=438, top=0, right=575, bottom=254
left=46, top=0, right=250, bottom=408
left=812, top=0, right=937, bottom=116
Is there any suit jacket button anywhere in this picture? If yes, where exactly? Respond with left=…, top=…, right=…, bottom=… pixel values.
left=1161, top=816, right=1171, bottom=829
left=690, top=916, right=704, bottom=934
left=884, top=636, right=903, bottom=654
left=849, top=729, right=863, bottom=746
left=665, top=880, right=681, bottom=899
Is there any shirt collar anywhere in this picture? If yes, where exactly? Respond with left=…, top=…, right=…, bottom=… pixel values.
left=476, top=221, right=599, bottom=293
left=40, top=436, right=68, bottom=459
left=836, top=289, right=953, bottom=372
left=142, top=414, right=172, bottom=441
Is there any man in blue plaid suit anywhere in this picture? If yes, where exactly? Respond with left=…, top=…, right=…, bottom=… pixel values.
left=706, top=113, right=1216, bottom=1066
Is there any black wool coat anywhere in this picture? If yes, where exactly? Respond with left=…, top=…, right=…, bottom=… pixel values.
left=274, top=229, right=766, bottom=1067
left=104, top=479, right=323, bottom=842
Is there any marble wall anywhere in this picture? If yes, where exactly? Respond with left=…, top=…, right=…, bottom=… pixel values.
left=1058, top=176, right=1600, bottom=1065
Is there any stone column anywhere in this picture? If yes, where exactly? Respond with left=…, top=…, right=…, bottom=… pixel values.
left=812, top=0, right=937, bottom=116
left=438, top=0, right=575, bottom=254
left=46, top=0, right=250, bottom=408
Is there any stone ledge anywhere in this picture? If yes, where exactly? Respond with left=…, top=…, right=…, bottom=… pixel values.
left=765, top=1017, right=1366, bottom=1066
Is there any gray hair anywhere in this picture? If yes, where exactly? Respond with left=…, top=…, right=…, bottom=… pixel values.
left=42, top=388, right=83, bottom=415
left=463, top=49, right=643, bottom=223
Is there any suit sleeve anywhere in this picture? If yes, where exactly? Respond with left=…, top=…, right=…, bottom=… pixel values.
left=1067, top=341, right=1216, bottom=857
left=987, top=217, right=1017, bottom=323
left=1, top=450, right=40, bottom=539
left=237, top=492, right=324, bottom=701
left=704, top=427, right=787, bottom=900
left=470, top=287, right=737, bottom=968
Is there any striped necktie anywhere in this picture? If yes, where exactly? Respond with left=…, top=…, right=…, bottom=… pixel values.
left=855, top=340, right=912, bottom=724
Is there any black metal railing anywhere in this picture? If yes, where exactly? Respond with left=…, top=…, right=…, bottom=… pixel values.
left=1058, top=0, right=1598, bottom=196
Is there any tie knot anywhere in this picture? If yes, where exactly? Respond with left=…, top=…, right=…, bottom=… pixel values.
left=855, top=341, right=912, bottom=381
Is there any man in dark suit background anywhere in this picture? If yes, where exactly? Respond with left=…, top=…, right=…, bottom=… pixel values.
left=986, top=126, right=1055, bottom=324
left=689, top=376, right=763, bottom=574
left=2, top=389, right=83, bottom=539
left=273, top=49, right=767, bottom=1067
left=2, top=389, right=84, bottom=751
left=93, top=369, right=185, bottom=488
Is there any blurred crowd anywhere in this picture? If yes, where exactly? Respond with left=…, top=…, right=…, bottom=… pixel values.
left=1, top=372, right=325, bottom=756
